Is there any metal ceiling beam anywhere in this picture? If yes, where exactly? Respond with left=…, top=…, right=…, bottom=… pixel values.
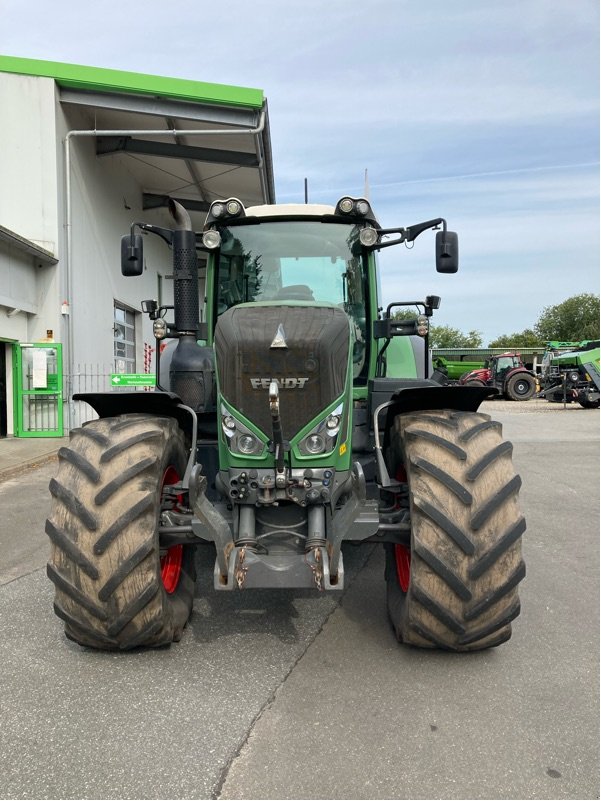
left=143, top=193, right=211, bottom=212
left=96, top=136, right=259, bottom=166
left=165, top=116, right=212, bottom=204
left=59, top=87, right=260, bottom=127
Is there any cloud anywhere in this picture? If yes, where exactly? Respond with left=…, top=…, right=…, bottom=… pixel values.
left=0, top=0, right=598, bottom=344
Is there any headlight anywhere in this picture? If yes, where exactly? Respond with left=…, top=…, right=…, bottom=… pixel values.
left=567, top=371, right=580, bottom=384
left=202, top=230, right=221, bottom=249
left=298, top=404, right=343, bottom=456
left=238, top=434, right=261, bottom=454
left=305, top=434, right=326, bottom=454
left=359, top=227, right=379, bottom=247
left=152, top=318, right=167, bottom=339
left=222, top=415, right=236, bottom=436
left=221, top=405, right=265, bottom=456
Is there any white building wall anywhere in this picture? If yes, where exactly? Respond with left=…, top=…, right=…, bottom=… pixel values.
left=0, top=243, right=39, bottom=316
left=0, top=72, right=177, bottom=433
left=58, top=111, right=175, bottom=365
left=0, top=74, right=59, bottom=252
left=55, top=103, right=175, bottom=426
left=0, top=70, right=207, bottom=433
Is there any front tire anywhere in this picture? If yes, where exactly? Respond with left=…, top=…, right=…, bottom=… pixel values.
left=385, top=410, right=525, bottom=651
left=47, top=414, right=196, bottom=650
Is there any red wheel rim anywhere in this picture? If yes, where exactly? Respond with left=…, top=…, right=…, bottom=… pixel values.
left=394, top=544, right=411, bottom=592
left=393, top=464, right=410, bottom=591
left=160, top=466, right=183, bottom=594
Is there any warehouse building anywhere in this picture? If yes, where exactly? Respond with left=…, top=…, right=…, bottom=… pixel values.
left=0, top=55, right=275, bottom=437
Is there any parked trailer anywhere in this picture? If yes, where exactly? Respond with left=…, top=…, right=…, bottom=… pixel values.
left=432, top=356, right=486, bottom=381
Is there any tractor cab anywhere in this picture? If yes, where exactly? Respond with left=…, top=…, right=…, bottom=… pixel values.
left=490, top=353, right=521, bottom=379
left=209, top=212, right=372, bottom=382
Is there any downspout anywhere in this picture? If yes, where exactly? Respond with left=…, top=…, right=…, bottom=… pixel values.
left=62, top=112, right=265, bottom=430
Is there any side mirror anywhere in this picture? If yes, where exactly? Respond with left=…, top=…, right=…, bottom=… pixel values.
left=121, top=234, right=144, bottom=276
left=436, top=231, right=458, bottom=273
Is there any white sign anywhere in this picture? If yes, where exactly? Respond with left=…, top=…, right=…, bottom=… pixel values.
left=32, top=348, right=48, bottom=389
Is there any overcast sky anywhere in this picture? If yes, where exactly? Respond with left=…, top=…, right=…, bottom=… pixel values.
left=1, top=0, right=598, bottom=343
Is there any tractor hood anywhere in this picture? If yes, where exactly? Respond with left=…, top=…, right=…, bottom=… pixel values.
left=214, top=303, right=351, bottom=439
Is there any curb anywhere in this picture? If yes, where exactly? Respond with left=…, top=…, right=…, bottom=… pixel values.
left=0, top=451, right=60, bottom=485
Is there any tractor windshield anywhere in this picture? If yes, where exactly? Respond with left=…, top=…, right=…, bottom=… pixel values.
left=214, top=221, right=371, bottom=379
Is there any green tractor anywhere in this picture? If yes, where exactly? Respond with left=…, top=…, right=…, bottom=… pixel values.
left=46, top=196, right=526, bottom=652
left=539, top=340, right=600, bottom=408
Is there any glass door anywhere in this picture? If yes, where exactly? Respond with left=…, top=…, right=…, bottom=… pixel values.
left=14, top=343, right=64, bottom=437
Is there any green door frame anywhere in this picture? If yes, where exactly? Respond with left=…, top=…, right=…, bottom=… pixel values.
left=14, top=343, right=64, bottom=437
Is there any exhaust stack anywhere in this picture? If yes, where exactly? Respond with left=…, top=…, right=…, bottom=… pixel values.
left=168, top=200, right=215, bottom=413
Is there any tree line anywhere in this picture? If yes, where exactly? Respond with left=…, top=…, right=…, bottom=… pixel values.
left=393, top=293, right=600, bottom=349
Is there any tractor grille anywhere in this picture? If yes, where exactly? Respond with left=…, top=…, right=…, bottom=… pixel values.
left=215, top=305, right=350, bottom=438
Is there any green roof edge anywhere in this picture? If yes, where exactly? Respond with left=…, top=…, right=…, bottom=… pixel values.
left=0, top=55, right=264, bottom=109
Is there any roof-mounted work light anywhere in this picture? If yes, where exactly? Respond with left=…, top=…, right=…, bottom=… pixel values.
left=205, top=197, right=246, bottom=227
left=334, top=196, right=376, bottom=222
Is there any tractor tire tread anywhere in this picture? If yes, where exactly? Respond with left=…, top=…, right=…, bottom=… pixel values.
left=46, top=414, right=196, bottom=651
left=385, top=409, right=525, bottom=651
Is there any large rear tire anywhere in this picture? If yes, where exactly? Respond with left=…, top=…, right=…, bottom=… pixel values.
left=385, top=409, right=525, bottom=651
left=46, top=414, right=196, bottom=650
left=505, top=373, right=536, bottom=401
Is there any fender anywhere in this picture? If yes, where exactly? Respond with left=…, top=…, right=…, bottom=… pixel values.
left=504, top=366, right=535, bottom=380
left=73, top=391, right=196, bottom=445
left=372, top=383, right=497, bottom=488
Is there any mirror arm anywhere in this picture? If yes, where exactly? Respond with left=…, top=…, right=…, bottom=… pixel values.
left=131, top=221, right=174, bottom=248
left=385, top=301, right=425, bottom=318
left=373, top=218, right=447, bottom=250
left=404, top=217, right=446, bottom=242
left=374, top=235, right=405, bottom=251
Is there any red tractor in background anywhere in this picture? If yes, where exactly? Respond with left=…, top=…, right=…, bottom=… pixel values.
left=459, top=353, right=537, bottom=401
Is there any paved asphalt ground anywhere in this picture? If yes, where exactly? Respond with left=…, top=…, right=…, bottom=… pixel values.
left=0, top=400, right=598, bottom=800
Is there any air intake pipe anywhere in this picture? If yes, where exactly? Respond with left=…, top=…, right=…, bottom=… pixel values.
left=168, top=199, right=215, bottom=413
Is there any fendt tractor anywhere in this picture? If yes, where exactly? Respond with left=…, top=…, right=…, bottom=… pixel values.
left=46, top=196, right=526, bottom=653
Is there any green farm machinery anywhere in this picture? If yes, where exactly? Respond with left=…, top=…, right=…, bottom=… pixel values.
left=539, top=340, right=600, bottom=408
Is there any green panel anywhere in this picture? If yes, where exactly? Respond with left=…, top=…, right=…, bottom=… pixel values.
left=552, top=347, right=600, bottom=367
left=383, top=337, right=419, bottom=379
left=0, top=55, right=264, bottom=109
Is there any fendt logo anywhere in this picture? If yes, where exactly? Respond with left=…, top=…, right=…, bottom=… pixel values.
left=250, top=377, right=309, bottom=390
